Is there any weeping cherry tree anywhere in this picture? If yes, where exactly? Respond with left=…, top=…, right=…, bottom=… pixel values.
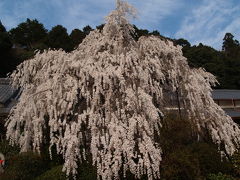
left=5, top=0, right=240, bottom=179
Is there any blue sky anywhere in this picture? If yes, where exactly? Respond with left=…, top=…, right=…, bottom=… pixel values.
left=0, top=0, right=240, bottom=49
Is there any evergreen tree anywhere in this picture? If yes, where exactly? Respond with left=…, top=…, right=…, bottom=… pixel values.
left=0, top=22, right=14, bottom=77
left=222, top=33, right=240, bottom=58
left=175, top=38, right=191, bottom=48
left=9, top=19, right=47, bottom=50
left=47, top=25, right=72, bottom=52
left=82, top=25, right=93, bottom=35
left=133, top=25, right=149, bottom=40
left=0, top=31, right=12, bottom=52
left=69, top=29, right=86, bottom=49
left=96, top=24, right=105, bottom=31
left=0, top=21, right=6, bottom=32
left=150, top=30, right=160, bottom=36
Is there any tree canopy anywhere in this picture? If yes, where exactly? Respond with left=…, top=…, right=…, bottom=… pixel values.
left=0, top=21, right=6, bottom=32
left=70, top=29, right=86, bottom=49
left=0, top=22, right=15, bottom=77
left=222, top=33, right=240, bottom=58
left=47, top=25, right=72, bottom=52
left=1, top=16, right=240, bottom=90
left=9, top=19, right=47, bottom=50
left=175, top=34, right=240, bottom=89
left=82, top=25, right=93, bottom=35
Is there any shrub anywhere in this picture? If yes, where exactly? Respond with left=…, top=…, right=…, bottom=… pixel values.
left=207, top=173, right=235, bottom=180
left=34, top=165, right=66, bottom=180
left=35, top=162, right=97, bottom=180
left=161, top=147, right=202, bottom=180
left=1, top=115, right=238, bottom=180
left=76, top=162, right=97, bottom=180
left=160, top=115, right=235, bottom=180
left=232, top=151, right=240, bottom=176
left=1, top=152, right=49, bottom=180
left=190, top=143, right=234, bottom=176
left=0, top=140, right=19, bottom=158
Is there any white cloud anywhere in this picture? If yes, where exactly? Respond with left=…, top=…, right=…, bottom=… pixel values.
left=2, top=0, right=239, bottom=49
left=0, top=0, right=181, bottom=33
left=46, top=0, right=182, bottom=32
left=175, top=0, right=240, bottom=49
left=0, top=0, right=51, bottom=29
left=59, top=0, right=114, bottom=31
left=129, top=0, right=181, bottom=30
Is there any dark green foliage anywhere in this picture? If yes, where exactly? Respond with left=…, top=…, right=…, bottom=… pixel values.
left=136, top=28, right=149, bottom=37
left=0, top=19, right=47, bottom=77
left=0, top=31, right=12, bottom=52
left=16, top=49, right=35, bottom=60
left=175, top=38, right=191, bottom=47
left=132, top=25, right=149, bottom=40
left=159, top=114, right=197, bottom=151
left=0, top=21, right=12, bottom=53
left=190, top=143, right=234, bottom=176
left=180, top=37, right=240, bottom=89
left=207, top=173, right=236, bottom=180
left=0, top=21, right=6, bottom=32
left=34, top=165, right=66, bottom=180
left=42, top=145, right=64, bottom=168
left=0, top=140, right=19, bottom=158
left=231, top=151, right=240, bottom=176
left=9, top=18, right=47, bottom=50
left=0, top=22, right=17, bottom=77
left=70, top=29, right=86, bottom=49
left=47, top=25, right=73, bottom=52
left=96, top=24, right=105, bottom=31
left=1, top=152, right=49, bottom=180
left=0, top=49, right=21, bottom=77
left=159, top=115, right=236, bottom=180
left=0, top=115, right=239, bottom=180
left=35, top=162, right=97, bottom=180
left=83, top=25, right=93, bottom=35
left=160, top=115, right=201, bottom=180
left=222, top=33, right=240, bottom=58
left=161, top=147, right=202, bottom=180
left=76, top=161, right=97, bottom=180
left=2, top=18, right=240, bottom=89
left=181, top=43, right=221, bottom=68
left=150, top=30, right=160, bottom=36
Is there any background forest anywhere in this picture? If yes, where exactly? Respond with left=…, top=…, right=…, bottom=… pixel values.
left=0, top=19, right=240, bottom=89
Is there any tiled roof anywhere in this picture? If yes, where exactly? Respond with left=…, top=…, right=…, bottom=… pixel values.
left=0, top=78, right=20, bottom=115
left=0, top=106, right=13, bottom=115
left=0, top=78, right=17, bottom=104
left=212, top=89, right=240, bottom=100
left=225, top=109, right=240, bottom=118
